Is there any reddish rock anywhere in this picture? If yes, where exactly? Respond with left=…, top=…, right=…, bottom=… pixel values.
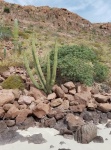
left=61, top=84, right=68, bottom=94
left=29, top=86, right=46, bottom=101
left=16, top=109, right=32, bottom=124
left=87, top=99, right=97, bottom=110
left=58, top=100, right=69, bottom=110
left=2, top=71, right=10, bottom=78
left=69, top=89, right=76, bottom=95
left=29, top=102, right=36, bottom=111
left=97, top=103, right=111, bottom=112
left=47, top=93, right=56, bottom=100
left=50, top=98, right=63, bottom=107
left=93, top=94, right=109, bottom=103
left=3, top=104, right=13, bottom=111
left=0, top=92, right=15, bottom=107
left=47, top=109, right=57, bottom=118
left=66, top=113, right=84, bottom=131
left=65, top=94, right=75, bottom=101
left=0, top=107, right=5, bottom=118
left=54, top=85, right=65, bottom=98
left=5, top=105, right=19, bottom=119
left=19, top=104, right=27, bottom=109
left=74, top=91, right=91, bottom=104
left=33, top=102, right=50, bottom=118
left=18, top=95, right=35, bottom=105
left=13, top=101, right=20, bottom=109
left=64, top=82, right=75, bottom=90
left=70, top=104, right=86, bottom=113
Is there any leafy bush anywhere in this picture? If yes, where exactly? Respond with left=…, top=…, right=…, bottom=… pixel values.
left=4, top=7, right=10, bottom=13
left=49, top=45, right=109, bottom=85
left=94, top=62, right=109, bottom=82
left=2, top=75, right=25, bottom=90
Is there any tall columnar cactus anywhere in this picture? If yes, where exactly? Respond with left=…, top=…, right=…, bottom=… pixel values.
left=13, top=19, right=19, bottom=52
left=24, top=39, right=58, bottom=94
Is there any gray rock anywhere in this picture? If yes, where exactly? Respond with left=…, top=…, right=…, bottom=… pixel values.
left=93, top=136, right=104, bottom=143
left=99, top=113, right=108, bottom=124
left=106, top=121, right=111, bottom=128
left=0, top=121, right=7, bottom=133
left=27, top=133, right=47, bottom=144
left=74, top=123, right=97, bottom=144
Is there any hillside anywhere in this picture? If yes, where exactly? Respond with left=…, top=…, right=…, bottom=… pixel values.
left=0, top=0, right=111, bottom=68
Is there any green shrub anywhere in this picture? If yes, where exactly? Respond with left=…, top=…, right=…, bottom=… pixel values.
left=94, top=62, right=109, bottom=82
left=4, top=7, right=10, bottom=13
left=2, top=75, right=25, bottom=90
left=49, top=45, right=109, bottom=85
left=58, top=56, right=94, bottom=85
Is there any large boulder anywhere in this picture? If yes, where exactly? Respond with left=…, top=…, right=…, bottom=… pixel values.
left=74, top=123, right=97, bottom=144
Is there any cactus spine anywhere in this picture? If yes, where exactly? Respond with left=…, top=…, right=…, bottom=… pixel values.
left=24, top=39, right=58, bottom=94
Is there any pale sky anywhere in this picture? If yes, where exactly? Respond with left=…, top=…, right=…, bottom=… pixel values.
left=5, top=0, right=111, bottom=23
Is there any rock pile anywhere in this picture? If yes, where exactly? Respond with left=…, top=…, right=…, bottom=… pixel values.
left=0, top=68, right=111, bottom=143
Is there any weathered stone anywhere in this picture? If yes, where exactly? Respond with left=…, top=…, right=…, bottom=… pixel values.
left=44, top=117, right=56, bottom=128
left=66, top=113, right=84, bottom=132
left=0, top=121, right=7, bottom=133
left=97, top=103, right=111, bottom=112
left=47, top=109, right=57, bottom=118
left=18, top=95, right=35, bottom=105
left=29, top=102, right=36, bottom=111
left=93, top=136, right=104, bottom=143
left=2, top=71, right=10, bottom=78
left=65, top=94, right=75, bottom=101
left=107, top=112, right=111, bottom=119
left=0, top=92, right=15, bottom=107
left=58, top=100, right=69, bottom=110
left=5, top=120, right=15, bottom=127
left=64, top=82, right=75, bottom=90
left=70, top=104, right=86, bottom=113
left=50, top=98, right=63, bottom=107
left=5, top=105, right=19, bottom=119
left=75, top=91, right=91, bottom=104
left=29, top=86, right=46, bottom=101
left=33, top=102, right=50, bottom=118
left=27, top=133, right=47, bottom=144
left=69, top=89, right=76, bottom=95
left=93, top=94, right=109, bottom=103
left=99, top=113, right=108, bottom=124
left=87, top=99, right=97, bottom=110
left=55, top=112, right=64, bottom=120
left=54, top=85, right=65, bottom=98
left=16, top=109, right=32, bottom=125
left=74, top=123, right=97, bottom=143
left=81, top=111, right=93, bottom=121
left=0, top=107, right=5, bottom=118
left=3, top=104, right=13, bottom=111
left=61, top=84, right=68, bottom=94
left=19, top=104, right=27, bottom=109
left=106, top=121, right=111, bottom=128
left=47, top=93, right=56, bottom=100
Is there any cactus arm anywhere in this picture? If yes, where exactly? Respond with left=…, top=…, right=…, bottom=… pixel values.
left=23, top=52, right=42, bottom=89
left=46, top=53, right=51, bottom=93
left=50, top=40, right=58, bottom=87
left=31, top=40, right=46, bottom=89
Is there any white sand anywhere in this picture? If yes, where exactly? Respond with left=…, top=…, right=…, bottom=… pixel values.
left=0, top=124, right=111, bottom=150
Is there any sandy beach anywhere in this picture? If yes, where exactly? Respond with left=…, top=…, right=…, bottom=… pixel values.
left=0, top=124, right=111, bottom=150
